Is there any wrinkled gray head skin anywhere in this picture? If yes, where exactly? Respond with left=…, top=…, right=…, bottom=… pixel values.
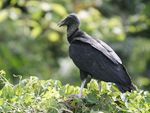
left=58, top=13, right=80, bottom=37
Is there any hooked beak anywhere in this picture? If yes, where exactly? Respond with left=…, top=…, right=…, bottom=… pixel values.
left=58, top=20, right=65, bottom=27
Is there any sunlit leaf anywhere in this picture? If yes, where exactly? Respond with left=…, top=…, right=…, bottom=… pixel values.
left=40, top=2, right=51, bottom=11
left=30, top=26, right=42, bottom=39
left=112, top=85, right=120, bottom=92
left=14, top=84, right=21, bottom=95
left=0, top=70, right=6, bottom=74
left=119, top=108, right=133, bottom=112
left=13, top=74, right=22, bottom=80
left=30, top=10, right=43, bottom=20
left=9, top=8, right=21, bottom=20
left=24, top=94, right=33, bottom=104
left=0, top=1, right=2, bottom=9
left=0, top=9, right=8, bottom=23
left=26, top=1, right=39, bottom=7
left=128, top=93, right=137, bottom=99
left=51, top=4, right=67, bottom=16
left=87, top=79, right=98, bottom=91
left=0, top=98, right=3, bottom=105
left=66, top=85, right=74, bottom=95
left=10, top=0, right=17, bottom=5
left=48, top=31, right=60, bottom=42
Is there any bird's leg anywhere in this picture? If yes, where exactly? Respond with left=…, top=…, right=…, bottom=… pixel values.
left=68, top=70, right=87, bottom=98
left=68, top=79, right=86, bottom=98
left=98, top=80, right=101, bottom=92
left=78, top=79, right=86, bottom=98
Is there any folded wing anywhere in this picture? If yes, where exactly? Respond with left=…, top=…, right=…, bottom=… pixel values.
left=73, top=35, right=122, bottom=65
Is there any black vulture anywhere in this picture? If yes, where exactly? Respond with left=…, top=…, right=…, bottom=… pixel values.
left=58, top=13, right=136, bottom=98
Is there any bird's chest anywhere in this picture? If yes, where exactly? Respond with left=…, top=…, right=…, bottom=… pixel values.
left=69, top=43, right=89, bottom=59
left=69, top=42, right=94, bottom=70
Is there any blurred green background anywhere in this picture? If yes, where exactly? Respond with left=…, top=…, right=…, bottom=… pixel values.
left=0, top=0, right=150, bottom=91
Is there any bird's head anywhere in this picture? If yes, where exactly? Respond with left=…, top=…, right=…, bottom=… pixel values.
left=58, top=13, right=80, bottom=28
left=58, top=13, right=80, bottom=37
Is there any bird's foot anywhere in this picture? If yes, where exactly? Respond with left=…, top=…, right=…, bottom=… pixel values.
left=68, top=94, right=78, bottom=98
left=68, top=94, right=82, bottom=98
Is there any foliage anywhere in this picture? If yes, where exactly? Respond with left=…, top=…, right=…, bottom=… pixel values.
left=1, top=70, right=150, bottom=113
left=0, top=0, right=150, bottom=91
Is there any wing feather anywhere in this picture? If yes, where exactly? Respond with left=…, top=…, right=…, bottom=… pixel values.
left=73, top=36, right=122, bottom=64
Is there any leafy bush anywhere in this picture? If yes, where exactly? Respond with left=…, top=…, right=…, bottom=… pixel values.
left=0, top=70, right=150, bottom=113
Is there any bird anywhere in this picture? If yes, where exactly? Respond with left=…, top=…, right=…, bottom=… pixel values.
left=58, top=13, right=136, bottom=98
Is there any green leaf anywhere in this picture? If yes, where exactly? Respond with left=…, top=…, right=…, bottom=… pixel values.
left=85, top=93, right=98, bottom=103
left=119, top=108, right=133, bottom=112
left=0, top=98, right=3, bottom=105
left=8, top=85, right=14, bottom=98
left=10, top=0, right=17, bottom=5
left=112, top=84, right=120, bottom=92
left=82, top=105, right=89, bottom=112
left=66, top=85, right=74, bottom=95
left=24, top=94, right=33, bottom=104
left=50, top=98, right=57, bottom=107
left=105, top=104, right=110, bottom=110
left=54, top=80, right=61, bottom=87
left=59, top=104, right=67, bottom=109
left=87, top=79, right=98, bottom=91
left=13, top=74, right=22, bottom=80
left=125, top=102, right=134, bottom=108
left=128, top=93, right=137, bottom=99
left=71, top=97, right=82, bottom=107
left=52, top=4, right=67, bottom=16
left=109, top=104, right=116, bottom=111
left=71, top=101, right=76, bottom=107
left=30, top=26, right=42, bottom=39
left=48, top=32, right=60, bottom=42
left=74, top=97, right=82, bottom=103
left=1, top=70, right=150, bottom=112
left=14, top=84, right=21, bottom=96
left=29, top=9, right=43, bottom=20
left=145, top=94, right=150, bottom=103
left=59, top=86, right=66, bottom=96
left=2, top=86, right=8, bottom=99
left=114, top=100, right=125, bottom=108
left=99, top=94, right=106, bottom=102
left=92, top=103, right=100, bottom=111
left=0, top=90, right=2, bottom=96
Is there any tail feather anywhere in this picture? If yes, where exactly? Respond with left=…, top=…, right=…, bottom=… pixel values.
left=115, top=83, right=136, bottom=93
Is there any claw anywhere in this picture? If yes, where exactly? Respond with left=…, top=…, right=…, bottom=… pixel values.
left=68, top=94, right=78, bottom=98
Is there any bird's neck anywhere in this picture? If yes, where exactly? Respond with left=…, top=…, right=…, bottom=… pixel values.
left=67, top=24, right=79, bottom=43
left=67, top=23, right=79, bottom=37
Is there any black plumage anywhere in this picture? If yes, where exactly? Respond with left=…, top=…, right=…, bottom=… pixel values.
left=58, top=13, right=136, bottom=97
